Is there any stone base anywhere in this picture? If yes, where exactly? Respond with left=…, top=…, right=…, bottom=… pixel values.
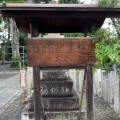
left=41, top=70, right=68, bottom=80
left=46, top=109, right=86, bottom=120
left=41, top=78, right=73, bottom=97
left=43, top=92, right=79, bottom=110
left=21, top=107, right=86, bottom=120
left=21, top=107, right=34, bottom=120
left=28, top=91, right=79, bottom=111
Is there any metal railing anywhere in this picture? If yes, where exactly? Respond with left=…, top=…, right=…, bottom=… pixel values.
left=3, top=46, right=28, bottom=70
left=0, top=46, right=28, bottom=79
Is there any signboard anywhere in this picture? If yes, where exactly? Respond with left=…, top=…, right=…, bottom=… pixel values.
left=20, top=69, right=27, bottom=87
left=26, top=38, right=95, bottom=67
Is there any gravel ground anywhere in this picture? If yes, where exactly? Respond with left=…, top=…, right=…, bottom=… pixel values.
left=94, top=96, right=120, bottom=120
left=0, top=94, right=120, bottom=120
left=0, top=94, right=26, bottom=120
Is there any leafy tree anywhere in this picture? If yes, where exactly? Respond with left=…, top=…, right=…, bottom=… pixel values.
left=19, top=33, right=27, bottom=53
left=0, top=0, right=26, bottom=42
left=0, top=0, right=26, bottom=3
left=95, top=0, right=120, bottom=73
left=89, top=28, right=120, bottom=72
left=0, top=44, right=3, bottom=60
left=97, top=0, right=119, bottom=7
left=19, top=33, right=27, bottom=46
left=1, top=41, right=12, bottom=61
left=97, top=0, right=120, bottom=38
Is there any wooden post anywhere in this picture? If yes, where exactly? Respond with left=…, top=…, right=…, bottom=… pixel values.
left=31, top=25, right=41, bottom=120
left=33, top=67, right=41, bottom=120
left=86, top=65, right=95, bottom=120
left=78, top=68, right=87, bottom=120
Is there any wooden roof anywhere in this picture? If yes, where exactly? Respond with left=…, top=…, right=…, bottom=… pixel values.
left=1, top=4, right=120, bottom=33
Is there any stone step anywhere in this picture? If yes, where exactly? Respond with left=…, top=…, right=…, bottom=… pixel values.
left=43, top=93, right=79, bottom=111
left=28, top=91, right=79, bottom=111
left=46, top=109, right=86, bottom=120
left=21, top=107, right=86, bottom=120
left=41, top=79, right=73, bottom=97
left=41, top=70, right=68, bottom=80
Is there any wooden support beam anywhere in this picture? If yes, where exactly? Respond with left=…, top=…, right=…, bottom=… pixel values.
left=78, top=68, right=87, bottom=120
left=84, top=19, right=88, bottom=37
left=33, top=67, right=42, bottom=120
left=31, top=27, right=39, bottom=37
left=31, top=25, right=40, bottom=120
left=86, top=65, right=95, bottom=120
left=30, top=19, right=39, bottom=37
left=29, top=22, right=32, bottom=35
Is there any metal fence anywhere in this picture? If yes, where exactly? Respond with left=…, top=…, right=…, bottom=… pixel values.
left=0, top=46, right=28, bottom=80
left=3, top=46, right=27, bottom=70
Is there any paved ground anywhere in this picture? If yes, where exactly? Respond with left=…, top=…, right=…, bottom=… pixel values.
left=0, top=65, right=19, bottom=79
left=0, top=72, right=18, bottom=80
left=0, top=65, right=26, bottom=120
left=0, top=94, right=26, bottom=120
left=0, top=65, right=10, bottom=72
left=0, top=74, right=22, bottom=114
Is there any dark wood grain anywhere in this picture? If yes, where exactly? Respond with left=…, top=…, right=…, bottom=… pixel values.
left=33, top=67, right=42, bottom=120
left=86, top=66, right=95, bottom=120
left=26, top=38, right=95, bottom=67
left=2, top=4, right=120, bottom=33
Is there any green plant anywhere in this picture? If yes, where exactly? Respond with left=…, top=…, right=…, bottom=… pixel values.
left=63, top=33, right=84, bottom=37
left=0, top=50, right=2, bottom=60
left=1, top=41, right=12, bottom=61
left=97, top=0, right=119, bottom=7
left=89, top=28, right=120, bottom=72
left=82, top=98, right=87, bottom=110
left=11, top=56, right=22, bottom=68
left=22, top=54, right=28, bottom=68
left=0, top=0, right=26, bottom=3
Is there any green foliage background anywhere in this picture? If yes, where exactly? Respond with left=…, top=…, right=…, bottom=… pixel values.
left=0, top=0, right=51, bottom=3
left=95, top=0, right=120, bottom=74
left=0, top=41, right=12, bottom=61
left=89, top=28, right=120, bottom=72
left=0, top=0, right=26, bottom=3
left=97, top=0, right=119, bottom=7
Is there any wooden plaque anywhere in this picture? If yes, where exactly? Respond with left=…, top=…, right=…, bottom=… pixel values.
left=26, top=38, right=95, bottom=67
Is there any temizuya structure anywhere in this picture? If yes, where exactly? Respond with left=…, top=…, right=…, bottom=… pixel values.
left=1, top=3, right=120, bottom=120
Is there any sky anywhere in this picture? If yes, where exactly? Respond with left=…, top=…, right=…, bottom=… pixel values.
left=84, top=0, right=91, bottom=4
left=84, top=0, right=97, bottom=4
